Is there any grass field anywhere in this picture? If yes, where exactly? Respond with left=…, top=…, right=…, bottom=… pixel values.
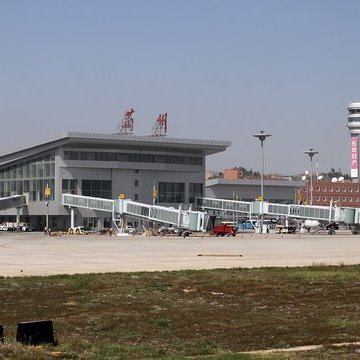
left=1, top=265, right=360, bottom=359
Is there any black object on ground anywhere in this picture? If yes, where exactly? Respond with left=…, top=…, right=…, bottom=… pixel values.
left=0, top=325, right=3, bottom=344
left=16, top=320, right=55, bottom=345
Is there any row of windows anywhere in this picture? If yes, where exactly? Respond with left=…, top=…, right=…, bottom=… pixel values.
left=0, top=179, right=55, bottom=201
left=62, top=179, right=112, bottom=199
left=64, top=151, right=203, bottom=166
left=0, top=155, right=55, bottom=180
left=305, top=186, right=360, bottom=193
left=158, top=182, right=185, bottom=203
left=61, top=180, right=204, bottom=204
left=349, top=109, right=360, bottom=114
left=315, top=196, right=360, bottom=203
left=0, top=155, right=56, bottom=201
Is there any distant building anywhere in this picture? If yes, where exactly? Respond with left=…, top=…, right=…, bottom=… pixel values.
left=299, top=180, right=360, bottom=207
left=223, top=169, right=243, bottom=180
left=206, top=178, right=302, bottom=204
left=205, top=170, right=220, bottom=180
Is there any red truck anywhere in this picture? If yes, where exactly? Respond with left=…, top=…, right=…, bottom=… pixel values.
left=212, top=222, right=237, bottom=237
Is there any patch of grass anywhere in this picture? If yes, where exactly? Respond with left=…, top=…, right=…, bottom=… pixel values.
left=327, top=317, right=360, bottom=329
left=197, top=339, right=219, bottom=355
left=2, top=266, right=360, bottom=358
left=152, top=318, right=171, bottom=327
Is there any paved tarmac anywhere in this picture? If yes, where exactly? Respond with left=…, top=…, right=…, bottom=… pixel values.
left=0, top=230, right=359, bottom=277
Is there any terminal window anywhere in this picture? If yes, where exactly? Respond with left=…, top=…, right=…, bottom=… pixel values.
left=62, top=179, right=78, bottom=194
left=64, top=151, right=202, bottom=166
left=82, top=180, right=112, bottom=199
left=158, top=182, right=185, bottom=203
left=189, top=183, right=203, bottom=203
left=0, top=154, right=55, bottom=201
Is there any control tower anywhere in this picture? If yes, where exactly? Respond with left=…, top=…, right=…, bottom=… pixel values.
left=346, top=102, right=360, bottom=180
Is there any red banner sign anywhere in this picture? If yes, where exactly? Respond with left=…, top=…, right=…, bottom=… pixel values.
left=351, top=136, right=358, bottom=178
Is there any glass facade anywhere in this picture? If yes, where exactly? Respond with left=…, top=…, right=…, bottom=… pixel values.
left=0, top=154, right=55, bottom=201
left=62, top=179, right=78, bottom=195
left=64, top=151, right=203, bottom=166
left=189, top=183, right=203, bottom=203
left=82, top=180, right=112, bottom=199
left=158, top=182, right=185, bottom=203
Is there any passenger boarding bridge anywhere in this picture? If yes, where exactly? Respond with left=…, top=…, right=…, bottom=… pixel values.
left=1, top=193, right=358, bottom=234
left=0, top=195, right=27, bottom=212
left=62, top=194, right=206, bottom=232
left=62, top=194, right=360, bottom=234
left=0, top=194, right=28, bottom=229
left=201, top=198, right=344, bottom=223
left=201, top=197, right=360, bottom=233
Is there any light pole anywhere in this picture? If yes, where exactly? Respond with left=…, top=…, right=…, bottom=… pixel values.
left=45, top=183, right=50, bottom=233
left=253, top=130, right=271, bottom=232
left=304, top=148, right=319, bottom=205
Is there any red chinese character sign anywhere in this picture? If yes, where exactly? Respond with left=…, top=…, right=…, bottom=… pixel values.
left=152, top=113, right=168, bottom=136
left=115, top=108, right=135, bottom=135
left=351, top=136, right=358, bottom=178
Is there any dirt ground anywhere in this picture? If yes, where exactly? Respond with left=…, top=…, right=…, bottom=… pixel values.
left=0, top=230, right=359, bottom=276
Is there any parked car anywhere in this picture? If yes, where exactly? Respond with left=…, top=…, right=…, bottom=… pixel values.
left=0, top=224, right=8, bottom=231
left=21, top=223, right=33, bottom=232
left=125, top=225, right=135, bottom=234
left=158, top=226, right=176, bottom=235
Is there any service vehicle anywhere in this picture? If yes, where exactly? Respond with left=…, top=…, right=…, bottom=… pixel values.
left=68, top=226, right=85, bottom=235
left=21, top=223, right=33, bottom=232
left=212, top=222, right=237, bottom=237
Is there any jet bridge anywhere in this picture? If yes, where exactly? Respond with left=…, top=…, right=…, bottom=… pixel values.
left=62, top=194, right=206, bottom=232
left=62, top=194, right=360, bottom=234
left=0, top=195, right=27, bottom=211
left=202, top=197, right=344, bottom=222
left=201, top=197, right=349, bottom=233
left=0, top=194, right=28, bottom=229
left=201, top=198, right=253, bottom=216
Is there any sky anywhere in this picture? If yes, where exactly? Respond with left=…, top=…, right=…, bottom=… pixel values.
left=1, top=0, right=360, bottom=175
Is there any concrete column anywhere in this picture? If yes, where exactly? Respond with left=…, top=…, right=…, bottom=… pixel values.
left=70, top=208, right=74, bottom=228
left=16, top=207, right=21, bottom=231
left=98, top=217, right=105, bottom=229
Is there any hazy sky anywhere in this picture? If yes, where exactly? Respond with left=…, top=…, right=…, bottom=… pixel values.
left=1, top=0, right=359, bottom=175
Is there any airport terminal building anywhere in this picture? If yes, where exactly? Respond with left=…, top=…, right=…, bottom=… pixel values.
left=0, top=132, right=230, bottom=230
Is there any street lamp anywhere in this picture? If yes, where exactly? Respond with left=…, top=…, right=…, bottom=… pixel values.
left=304, top=148, right=319, bottom=205
left=253, top=130, right=271, bottom=232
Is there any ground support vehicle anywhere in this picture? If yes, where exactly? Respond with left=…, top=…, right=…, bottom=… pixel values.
left=68, top=226, right=86, bottom=235
left=175, top=228, right=192, bottom=237
left=275, top=224, right=297, bottom=234
left=21, top=223, right=33, bottom=232
left=212, top=223, right=237, bottom=237
left=237, top=220, right=255, bottom=231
